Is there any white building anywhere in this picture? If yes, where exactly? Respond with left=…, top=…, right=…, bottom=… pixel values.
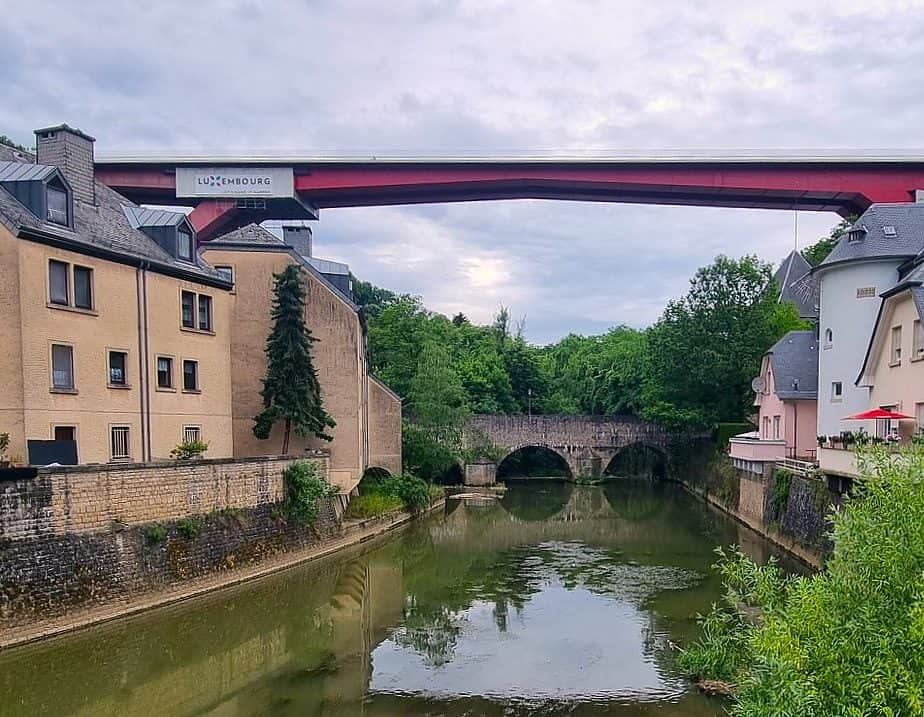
left=811, top=204, right=924, bottom=440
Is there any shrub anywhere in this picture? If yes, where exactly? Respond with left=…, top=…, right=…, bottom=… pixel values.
left=383, top=473, right=433, bottom=512
left=170, top=439, right=209, bottom=460
left=177, top=517, right=201, bottom=540
left=144, top=523, right=167, bottom=544
left=0, top=432, right=9, bottom=462
left=682, top=444, right=924, bottom=715
left=771, top=468, right=793, bottom=515
left=283, top=459, right=338, bottom=525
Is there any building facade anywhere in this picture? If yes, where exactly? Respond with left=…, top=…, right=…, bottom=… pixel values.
left=814, top=205, right=924, bottom=440
left=730, top=330, right=818, bottom=471
left=0, top=126, right=234, bottom=464
left=201, top=224, right=401, bottom=491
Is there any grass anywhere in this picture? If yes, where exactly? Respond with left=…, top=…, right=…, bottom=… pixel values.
left=345, top=492, right=403, bottom=519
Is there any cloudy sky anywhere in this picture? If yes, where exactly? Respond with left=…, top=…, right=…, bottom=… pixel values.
left=4, top=0, right=924, bottom=342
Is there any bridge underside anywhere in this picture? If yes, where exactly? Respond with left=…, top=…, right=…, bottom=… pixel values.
left=93, top=160, right=924, bottom=239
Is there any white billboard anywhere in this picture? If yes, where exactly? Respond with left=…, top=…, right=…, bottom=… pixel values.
left=176, top=167, right=294, bottom=198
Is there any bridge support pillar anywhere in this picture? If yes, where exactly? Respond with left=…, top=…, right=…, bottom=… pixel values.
left=464, top=459, right=497, bottom=486
left=568, top=453, right=602, bottom=480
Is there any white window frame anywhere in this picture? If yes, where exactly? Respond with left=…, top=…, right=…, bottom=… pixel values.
left=183, top=425, right=202, bottom=444
left=50, top=342, right=75, bottom=391
left=831, top=381, right=843, bottom=402
left=913, top=320, right=924, bottom=361
left=890, top=325, right=903, bottom=366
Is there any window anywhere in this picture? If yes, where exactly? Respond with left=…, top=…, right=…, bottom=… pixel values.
left=198, top=295, right=212, bottom=331
left=177, top=227, right=195, bottom=262
left=762, top=415, right=770, bottom=439
left=916, top=402, right=924, bottom=430
left=215, top=265, right=234, bottom=286
left=773, top=415, right=781, bottom=440
left=48, top=260, right=94, bottom=311
left=831, top=381, right=843, bottom=402
left=182, top=359, right=199, bottom=391
left=183, top=425, right=201, bottom=444
left=110, top=426, right=131, bottom=461
left=883, top=225, right=897, bottom=237
left=54, top=426, right=75, bottom=442
left=46, top=184, right=68, bottom=225
left=49, top=260, right=69, bottom=305
left=51, top=344, right=74, bottom=390
left=181, top=291, right=196, bottom=328
left=891, top=326, right=903, bottom=365
left=914, top=320, right=924, bottom=360
left=824, top=328, right=833, bottom=348
left=156, top=356, right=173, bottom=389
left=108, top=351, right=128, bottom=386
left=73, top=266, right=93, bottom=310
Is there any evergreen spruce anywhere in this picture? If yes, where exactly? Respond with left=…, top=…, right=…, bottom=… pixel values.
left=253, top=265, right=335, bottom=453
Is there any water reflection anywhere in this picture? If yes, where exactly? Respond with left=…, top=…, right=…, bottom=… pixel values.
left=0, top=482, right=798, bottom=716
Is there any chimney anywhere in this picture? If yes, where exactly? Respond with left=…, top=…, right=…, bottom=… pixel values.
left=34, top=124, right=96, bottom=205
left=282, top=224, right=312, bottom=258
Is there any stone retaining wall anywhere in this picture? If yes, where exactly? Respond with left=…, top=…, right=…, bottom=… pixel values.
left=0, top=454, right=344, bottom=635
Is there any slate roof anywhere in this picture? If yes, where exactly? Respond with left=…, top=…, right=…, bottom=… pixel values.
left=767, top=330, right=818, bottom=400
left=208, top=222, right=284, bottom=245
left=0, top=154, right=227, bottom=287
left=774, top=250, right=818, bottom=319
left=819, top=203, right=924, bottom=268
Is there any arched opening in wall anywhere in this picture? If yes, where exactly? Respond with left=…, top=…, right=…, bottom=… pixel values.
left=357, top=466, right=393, bottom=493
left=496, top=446, right=572, bottom=481
left=604, top=444, right=667, bottom=480
left=440, top=462, right=464, bottom=485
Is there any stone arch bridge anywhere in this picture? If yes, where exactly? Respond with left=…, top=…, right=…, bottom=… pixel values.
left=463, top=414, right=678, bottom=485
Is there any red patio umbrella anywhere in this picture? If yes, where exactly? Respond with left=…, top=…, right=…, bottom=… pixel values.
left=843, top=408, right=915, bottom=420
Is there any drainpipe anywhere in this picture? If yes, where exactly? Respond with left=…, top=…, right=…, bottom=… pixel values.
left=140, top=263, right=153, bottom=461
left=136, top=267, right=147, bottom=461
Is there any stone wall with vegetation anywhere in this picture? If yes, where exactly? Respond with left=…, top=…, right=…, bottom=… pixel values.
left=0, top=455, right=343, bottom=632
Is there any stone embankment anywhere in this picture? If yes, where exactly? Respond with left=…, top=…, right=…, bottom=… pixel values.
left=0, top=456, right=440, bottom=649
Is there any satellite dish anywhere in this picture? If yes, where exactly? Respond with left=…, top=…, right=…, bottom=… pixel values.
left=751, top=376, right=766, bottom=393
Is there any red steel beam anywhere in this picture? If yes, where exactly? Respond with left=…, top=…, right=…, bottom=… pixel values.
left=95, top=160, right=924, bottom=221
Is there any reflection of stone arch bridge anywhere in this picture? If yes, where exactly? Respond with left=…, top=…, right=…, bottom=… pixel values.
left=463, top=415, right=678, bottom=485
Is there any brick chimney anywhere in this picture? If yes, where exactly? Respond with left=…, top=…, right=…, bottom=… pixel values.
left=282, top=224, right=312, bottom=258
left=34, top=124, right=96, bottom=205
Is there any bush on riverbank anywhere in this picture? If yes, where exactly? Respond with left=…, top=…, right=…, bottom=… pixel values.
left=680, top=444, right=924, bottom=716
left=346, top=472, right=443, bottom=518
left=283, top=460, right=339, bottom=525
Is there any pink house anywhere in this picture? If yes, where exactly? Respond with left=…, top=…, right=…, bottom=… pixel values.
left=730, top=330, right=819, bottom=470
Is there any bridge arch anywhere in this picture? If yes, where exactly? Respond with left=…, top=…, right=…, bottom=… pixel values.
left=603, top=443, right=668, bottom=480
left=496, top=445, right=573, bottom=481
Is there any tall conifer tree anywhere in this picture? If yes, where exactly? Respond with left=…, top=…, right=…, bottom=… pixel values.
left=253, top=265, right=335, bottom=453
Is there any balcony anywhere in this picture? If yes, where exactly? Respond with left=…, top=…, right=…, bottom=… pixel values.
left=817, top=446, right=859, bottom=478
left=729, top=436, right=787, bottom=462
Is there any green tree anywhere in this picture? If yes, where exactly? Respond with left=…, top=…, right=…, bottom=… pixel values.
left=801, top=216, right=855, bottom=266
left=253, top=265, right=335, bottom=453
left=351, top=276, right=398, bottom=319
left=408, top=342, right=470, bottom=446
left=646, top=255, right=804, bottom=429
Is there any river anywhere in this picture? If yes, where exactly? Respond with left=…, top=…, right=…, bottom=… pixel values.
left=0, top=480, right=800, bottom=716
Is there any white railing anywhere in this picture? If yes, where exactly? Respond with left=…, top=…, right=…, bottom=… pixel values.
left=775, top=457, right=817, bottom=477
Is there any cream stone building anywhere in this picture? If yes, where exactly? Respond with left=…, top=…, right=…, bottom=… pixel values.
left=202, top=224, right=402, bottom=491
left=0, top=126, right=234, bottom=464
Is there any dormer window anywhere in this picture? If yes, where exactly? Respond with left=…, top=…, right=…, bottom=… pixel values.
left=46, top=181, right=69, bottom=226
left=177, top=226, right=195, bottom=262
left=847, top=226, right=867, bottom=243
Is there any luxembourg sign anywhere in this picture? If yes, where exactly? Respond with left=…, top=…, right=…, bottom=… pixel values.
left=176, top=167, right=294, bottom=198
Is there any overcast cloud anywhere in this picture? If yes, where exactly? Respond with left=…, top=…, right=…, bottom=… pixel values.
left=4, top=0, right=924, bottom=342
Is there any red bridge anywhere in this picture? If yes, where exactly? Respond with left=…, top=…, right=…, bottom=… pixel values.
left=94, top=152, right=924, bottom=240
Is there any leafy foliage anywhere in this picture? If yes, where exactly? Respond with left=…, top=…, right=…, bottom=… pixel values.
left=0, top=432, right=9, bottom=462
left=350, top=471, right=437, bottom=516
left=169, top=439, right=209, bottom=460
left=682, top=445, right=924, bottom=716
left=253, top=265, right=335, bottom=452
left=177, top=517, right=202, bottom=540
left=801, top=216, right=855, bottom=267
left=283, top=459, right=338, bottom=525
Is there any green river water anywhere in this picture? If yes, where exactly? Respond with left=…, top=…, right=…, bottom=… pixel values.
left=0, top=480, right=800, bottom=716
